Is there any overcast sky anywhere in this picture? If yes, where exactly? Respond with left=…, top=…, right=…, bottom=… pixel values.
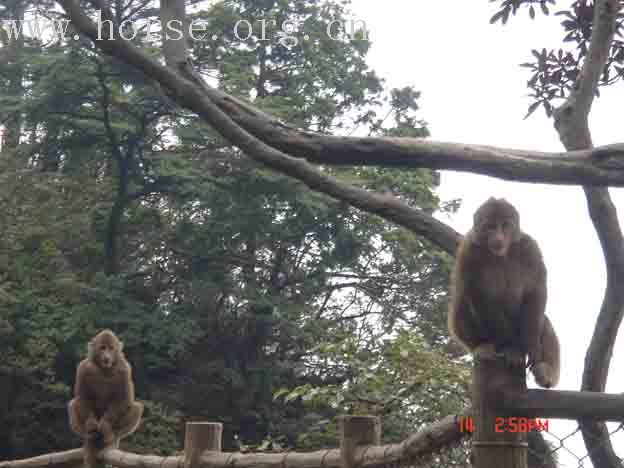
left=349, top=1, right=624, bottom=465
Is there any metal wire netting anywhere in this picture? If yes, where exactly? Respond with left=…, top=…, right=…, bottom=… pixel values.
left=537, top=420, right=624, bottom=468
left=383, top=419, right=624, bottom=468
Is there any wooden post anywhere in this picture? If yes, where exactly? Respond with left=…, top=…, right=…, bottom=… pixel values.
left=184, top=422, right=223, bottom=468
left=339, top=415, right=381, bottom=468
left=472, top=353, right=527, bottom=468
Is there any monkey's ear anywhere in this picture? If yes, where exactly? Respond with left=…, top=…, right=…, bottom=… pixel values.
left=474, top=198, right=495, bottom=226
left=87, top=339, right=95, bottom=360
left=118, top=340, right=124, bottom=352
left=473, top=210, right=485, bottom=229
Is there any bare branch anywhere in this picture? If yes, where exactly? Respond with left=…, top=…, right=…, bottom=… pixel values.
left=209, top=97, right=624, bottom=186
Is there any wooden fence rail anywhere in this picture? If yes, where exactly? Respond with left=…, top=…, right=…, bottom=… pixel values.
left=3, top=380, right=624, bottom=468
left=0, top=413, right=467, bottom=468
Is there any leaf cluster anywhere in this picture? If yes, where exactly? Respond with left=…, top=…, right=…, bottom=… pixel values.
left=491, top=0, right=624, bottom=117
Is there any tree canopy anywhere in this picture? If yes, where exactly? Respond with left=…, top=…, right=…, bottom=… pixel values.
left=1, top=0, right=623, bottom=466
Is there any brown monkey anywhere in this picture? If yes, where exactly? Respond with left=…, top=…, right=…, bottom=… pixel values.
left=68, top=330, right=143, bottom=464
left=448, top=197, right=560, bottom=388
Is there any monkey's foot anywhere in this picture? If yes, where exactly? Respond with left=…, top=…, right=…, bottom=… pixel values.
left=84, top=426, right=102, bottom=444
left=501, top=349, right=526, bottom=369
left=473, top=343, right=497, bottom=360
left=99, top=422, right=116, bottom=446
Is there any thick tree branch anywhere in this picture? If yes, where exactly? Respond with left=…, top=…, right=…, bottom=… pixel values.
left=56, top=0, right=624, bottom=188
left=56, top=0, right=461, bottom=254
left=208, top=100, right=624, bottom=185
left=552, top=1, right=624, bottom=467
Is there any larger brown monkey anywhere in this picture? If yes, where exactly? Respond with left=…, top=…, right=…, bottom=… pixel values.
left=448, top=197, right=560, bottom=388
left=68, top=330, right=143, bottom=464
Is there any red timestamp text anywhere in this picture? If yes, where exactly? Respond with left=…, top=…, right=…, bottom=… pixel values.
left=459, top=416, right=549, bottom=433
left=495, top=417, right=549, bottom=433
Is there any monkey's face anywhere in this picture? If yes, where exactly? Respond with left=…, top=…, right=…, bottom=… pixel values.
left=96, top=341, right=116, bottom=368
left=473, top=198, right=521, bottom=257
left=481, top=218, right=516, bottom=257
left=90, top=331, right=121, bottom=369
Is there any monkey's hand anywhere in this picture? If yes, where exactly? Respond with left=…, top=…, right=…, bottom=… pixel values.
left=85, top=416, right=99, bottom=435
left=473, top=343, right=497, bottom=360
left=98, top=419, right=115, bottom=446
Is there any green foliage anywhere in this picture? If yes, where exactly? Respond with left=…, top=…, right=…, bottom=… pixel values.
left=489, top=0, right=555, bottom=24
left=191, top=0, right=386, bottom=130
left=275, top=330, right=469, bottom=446
left=124, top=401, right=183, bottom=454
left=0, top=0, right=457, bottom=458
left=490, top=0, right=624, bottom=117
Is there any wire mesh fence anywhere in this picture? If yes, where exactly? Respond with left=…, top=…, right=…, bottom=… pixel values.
left=379, top=417, right=624, bottom=468
left=537, top=420, right=624, bottom=468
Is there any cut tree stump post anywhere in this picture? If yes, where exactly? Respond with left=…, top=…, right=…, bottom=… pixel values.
left=472, top=354, right=527, bottom=468
left=339, top=415, right=381, bottom=468
left=184, top=422, right=223, bottom=468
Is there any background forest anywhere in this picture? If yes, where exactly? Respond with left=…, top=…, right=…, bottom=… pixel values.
left=0, top=0, right=470, bottom=458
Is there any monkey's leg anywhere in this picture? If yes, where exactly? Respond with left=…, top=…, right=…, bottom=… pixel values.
left=474, top=345, right=525, bottom=370
left=111, top=402, right=144, bottom=445
left=68, top=398, right=98, bottom=438
left=491, top=311, right=526, bottom=369
left=473, top=343, right=497, bottom=359
left=500, top=348, right=526, bottom=368
left=70, top=400, right=104, bottom=467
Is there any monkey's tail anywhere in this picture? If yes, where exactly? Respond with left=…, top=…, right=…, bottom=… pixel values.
left=532, top=317, right=560, bottom=388
left=532, top=362, right=558, bottom=388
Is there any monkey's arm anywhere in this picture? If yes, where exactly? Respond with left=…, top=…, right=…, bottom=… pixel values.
left=448, top=239, right=483, bottom=351
left=74, top=361, right=97, bottom=417
left=73, top=360, right=99, bottom=433
left=449, top=286, right=482, bottom=350
left=521, top=262, right=547, bottom=365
